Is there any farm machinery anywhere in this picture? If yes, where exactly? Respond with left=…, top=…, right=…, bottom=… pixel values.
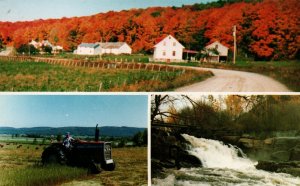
left=41, top=125, right=115, bottom=173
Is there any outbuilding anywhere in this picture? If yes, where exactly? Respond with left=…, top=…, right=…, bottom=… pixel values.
left=204, top=41, right=229, bottom=62
left=74, top=43, right=101, bottom=55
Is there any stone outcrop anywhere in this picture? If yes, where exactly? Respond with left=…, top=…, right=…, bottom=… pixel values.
left=256, top=161, right=300, bottom=177
left=151, top=128, right=203, bottom=177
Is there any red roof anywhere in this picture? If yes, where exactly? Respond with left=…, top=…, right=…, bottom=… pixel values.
left=183, top=49, right=199, bottom=54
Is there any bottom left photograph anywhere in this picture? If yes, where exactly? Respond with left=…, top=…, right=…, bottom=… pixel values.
left=0, top=94, right=148, bottom=186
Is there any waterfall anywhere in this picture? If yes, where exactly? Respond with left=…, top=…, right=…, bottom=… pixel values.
left=181, top=134, right=257, bottom=170
left=152, top=134, right=300, bottom=186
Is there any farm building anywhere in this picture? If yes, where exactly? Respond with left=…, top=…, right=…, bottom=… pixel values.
left=29, top=40, right=63, bottom=54
left=29, top=40, right=53, bottom=48
left=75, top=42, right=132, bottom=55
left=204, top=41, right=229, bottom=62
left=97, top=42, right=132, bottom=55
left=153, top=35, right=185, bottom=62
left=74, top=43, right=101, bottom=55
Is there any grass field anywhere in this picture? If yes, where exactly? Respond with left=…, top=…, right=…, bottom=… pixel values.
left=31, top=53, right=150, bottom=63
left=0, top=141, right=147, bottom=186
left=0, top=60, right=211, bottom=92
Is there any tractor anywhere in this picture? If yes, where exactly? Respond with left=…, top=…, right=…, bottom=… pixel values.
left=41, top=125, right=115, bottom=173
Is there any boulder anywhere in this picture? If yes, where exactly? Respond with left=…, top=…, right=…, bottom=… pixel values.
left=256, top=161, right=300, bottom=177
left=264, top=138, right=274, bottom=145
left=238, top=138, right=254, bottom=148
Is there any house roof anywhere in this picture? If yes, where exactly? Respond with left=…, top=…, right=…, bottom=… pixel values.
left=79, top=43, right=100, bottom=48
left=154, top=35, right=185, bottom=49
left=205, top=41, right=229, bottom=49
left=96, top=42, right=129, bottom=49
left=183, top=49, right=199, bottom=54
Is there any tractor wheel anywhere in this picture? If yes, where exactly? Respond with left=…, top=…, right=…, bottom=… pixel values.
left=89, top=160, right=101, bottom=174
left=102, top=162, right=116, bottom=171
left=42, top=146, right=66, bottom=165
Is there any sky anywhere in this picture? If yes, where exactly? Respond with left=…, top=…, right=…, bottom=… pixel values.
left=0, top=95, right=148, bottom=128
left=0, top=0, right=216, bottom=22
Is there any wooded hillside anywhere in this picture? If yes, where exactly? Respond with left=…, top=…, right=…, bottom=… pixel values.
left=0, top=0, right=298, bottom=60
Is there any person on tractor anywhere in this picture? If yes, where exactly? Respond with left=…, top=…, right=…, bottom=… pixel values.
left=63, top=132, right=74, bottom=149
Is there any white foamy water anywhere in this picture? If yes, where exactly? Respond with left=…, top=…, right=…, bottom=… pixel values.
left=152, top=134, right=300, bottom=186
left=181, top=134, right=256, bottom=170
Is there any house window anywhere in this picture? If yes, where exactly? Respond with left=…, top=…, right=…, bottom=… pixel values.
left=172, top=51, right=176, bottom=56
left=163, top=42, right=166, bottom=46
left=163, top=51, right=166, bottom=56
left=173, top=42, right=176, bottom=46
left=215, top=44, right=218, bottom=49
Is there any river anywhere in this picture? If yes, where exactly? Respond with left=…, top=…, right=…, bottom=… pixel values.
left=152, top=134, right=300, bottom=186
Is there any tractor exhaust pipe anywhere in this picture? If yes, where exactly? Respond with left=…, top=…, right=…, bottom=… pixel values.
left=95, top=124, right=100, bottom=141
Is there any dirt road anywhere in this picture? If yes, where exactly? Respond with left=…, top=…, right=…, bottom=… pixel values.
left=176, top=67, right=291, bottom=92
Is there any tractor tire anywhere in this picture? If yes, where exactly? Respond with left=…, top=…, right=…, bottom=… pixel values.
left=42, top=146, right=67, bottom=165
left=102, top=162, right=116, bottom=171
left=89, top=160, right=101, bottom=174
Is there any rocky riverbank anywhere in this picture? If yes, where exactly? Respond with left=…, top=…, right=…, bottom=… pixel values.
left=152, top=128, right=300, bottom=178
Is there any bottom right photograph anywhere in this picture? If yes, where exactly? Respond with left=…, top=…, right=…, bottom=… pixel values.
left=151, top=94, right=300, bottom=186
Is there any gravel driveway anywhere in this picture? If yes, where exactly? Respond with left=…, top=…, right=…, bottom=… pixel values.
left=175, top=67, right=291, bottom=92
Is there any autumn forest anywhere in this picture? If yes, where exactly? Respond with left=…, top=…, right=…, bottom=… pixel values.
left=0, top=0, right=299, bottom=61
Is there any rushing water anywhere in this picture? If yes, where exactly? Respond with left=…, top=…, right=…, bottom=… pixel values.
left=152, top=134, right=300, bottom=186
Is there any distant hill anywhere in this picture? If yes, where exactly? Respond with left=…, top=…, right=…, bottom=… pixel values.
left=0, top=126, right=146, bottom=137
left=0, top=0, right=298, bottom=60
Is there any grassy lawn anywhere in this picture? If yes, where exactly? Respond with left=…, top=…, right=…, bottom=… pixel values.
left=0, top=141, right=147, bottom=186
left=0, top=60, right=212, bottom=92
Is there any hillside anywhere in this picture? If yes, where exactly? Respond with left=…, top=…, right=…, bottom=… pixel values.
left=0, top=0, right=299, bottom=60
left=0, top=126, right=145, bottom=137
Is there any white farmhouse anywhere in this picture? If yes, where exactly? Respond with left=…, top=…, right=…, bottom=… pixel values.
left=29, top=40, right=39, bottom=48
left=153, top=35, right=185, bottom=62
left=29, top=40, right=53, bottom=48
left=74, top=43, right=101, bottom=55
left=205, top=41, right=229, bottom=62
left=97, top=42, right=132, bottom=55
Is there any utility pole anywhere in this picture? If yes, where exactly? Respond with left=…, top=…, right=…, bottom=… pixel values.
left=99, top=37, right=102, bottom=61
left=233, top=25, right=237, bottom=64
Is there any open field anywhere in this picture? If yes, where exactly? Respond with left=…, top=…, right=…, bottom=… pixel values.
left=0, top=140, right=147, bottom=186
left=0, top=60, right=212, bottom=92
left=47, top=53, right=150, bottom=63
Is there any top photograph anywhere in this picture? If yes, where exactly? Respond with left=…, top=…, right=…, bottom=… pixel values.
left=0, top=0, right=299, bottom=92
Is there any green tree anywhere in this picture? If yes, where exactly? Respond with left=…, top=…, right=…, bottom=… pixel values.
left=132, top=131, right=143, bottom=146
left=42, top=45, right=52, bottom=54
left=56, top=133, right=62, bottom=142
left=118, top=138, right=126, bottom=148
left=16, top=44, right=39, bottom=55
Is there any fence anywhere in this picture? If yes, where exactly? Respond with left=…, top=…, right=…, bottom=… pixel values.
left=0, top=56, right=199, bottom=74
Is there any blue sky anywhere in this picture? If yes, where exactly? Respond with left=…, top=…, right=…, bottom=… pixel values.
left=0, top=0, right=216, bottom=22
left=0, top=95, right=148, bottom=128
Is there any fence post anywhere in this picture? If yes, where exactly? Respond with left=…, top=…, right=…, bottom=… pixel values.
left=99, top=82, right=102, bottom=92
